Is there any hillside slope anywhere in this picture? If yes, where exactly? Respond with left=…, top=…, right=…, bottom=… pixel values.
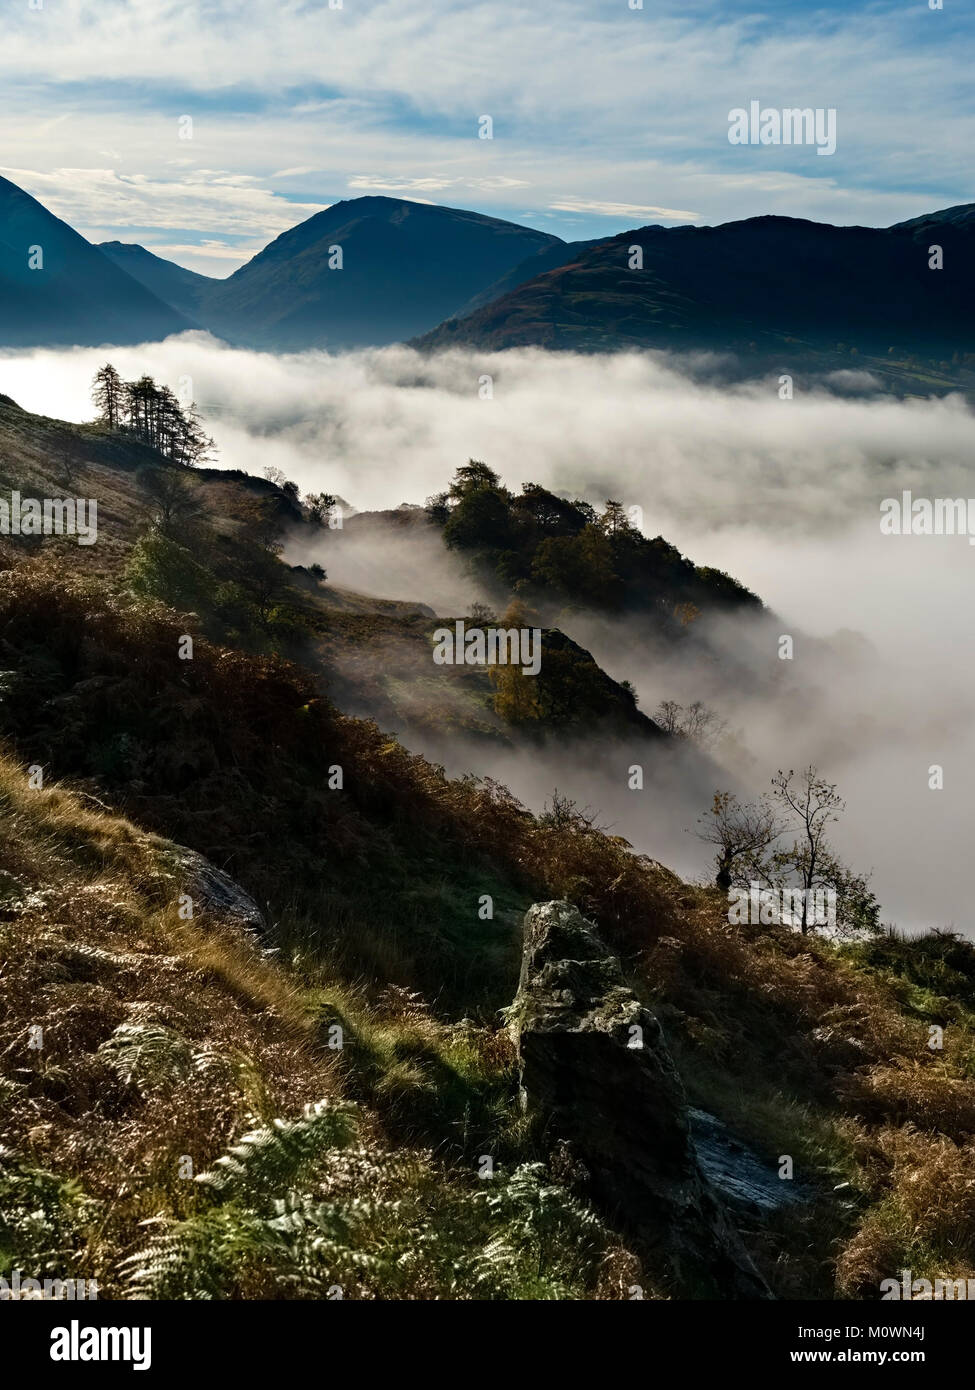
left=2, top=393, right=974, bottom=1301
left=98, top=241, right=216, bottom=318
left=3, top=560, right=975, bottom=1300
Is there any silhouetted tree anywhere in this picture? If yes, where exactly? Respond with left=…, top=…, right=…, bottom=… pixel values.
left=136, top=466, right=207, bottom=538
left=91, top=363, right=124, bottom=429
left=697, top=790, right=781, bottom=892
left=91, top=365, right=213, bottom=466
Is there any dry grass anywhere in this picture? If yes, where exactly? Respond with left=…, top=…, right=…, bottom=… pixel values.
left=3, top=559, right=975, bottom=1297
left=0, top=752, right=345, bottom=1287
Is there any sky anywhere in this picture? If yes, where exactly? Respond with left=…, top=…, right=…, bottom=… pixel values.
left=1, top=0, right=972, bottom=275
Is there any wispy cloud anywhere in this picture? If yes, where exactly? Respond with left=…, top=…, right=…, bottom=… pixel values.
left=0, top=0, right=970, bottom=254
left=1, top=166, right=325, bottom=268
left=549, top=198, right=701, bottom=221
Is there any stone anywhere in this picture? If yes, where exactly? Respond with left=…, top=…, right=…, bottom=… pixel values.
left=509, top=900, right=772, bottom=1299
left=162, top=845, right=267, bottom=939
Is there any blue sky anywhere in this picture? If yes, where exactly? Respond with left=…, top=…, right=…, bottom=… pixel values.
left=1, top=0, right=971, bottom=275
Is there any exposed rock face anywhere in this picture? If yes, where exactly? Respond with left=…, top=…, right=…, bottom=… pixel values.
left=689, top=1108, right=808, bottom=1218
left=510, top=901, right=771, bottom=1299
left=162, top=846, right=267, bottom=939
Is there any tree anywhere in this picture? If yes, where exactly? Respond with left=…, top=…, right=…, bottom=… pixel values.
left=303, top=492, right=337, bottom=526
left=767, top=767, right=869, bottom=935
left=655, top=699, right=727, bottom=748
left=467, top=600, right=496, bottom=625
left=136, top=466, right=207, bottom=538
left=228, top=496, right=290, bottom=630
left=530, top=526, right=622, bottom=607
left=697, top=790, right=781, bottom=892
left=514, top=484, right=588, bottom=537
left=424, top=491, right=451, bottom=524
left=173, top=401, right=214, bottom=468
left=448, top=459, right=503, bottom=501
left=599, top=499, right=630, bottom=537
left=125, top=375, right=161, bottom=448
left=540, top=790, right=608, bottom=833
left=699, top=769, right=881, bottom=936
left=93, top=367, right=213, bottom=466
left=124, top=528, right=213, bottom=609
left=489, top=598, right=543, bottom=723
left=91, top=364, right=124, bottom=429
left=443, top=485, right=514, bottom=552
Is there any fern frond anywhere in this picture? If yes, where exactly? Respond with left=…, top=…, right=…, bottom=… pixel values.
left=195, top=1099, right=357, bottom=1199
left=96, top=1022, right=193, bottom=1089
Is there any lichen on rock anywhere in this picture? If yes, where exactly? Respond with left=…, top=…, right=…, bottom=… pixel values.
left=509, top=900, right=772, bottom=1299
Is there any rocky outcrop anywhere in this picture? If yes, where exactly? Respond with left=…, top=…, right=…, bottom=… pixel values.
left=161, top=845, right=268, bottom=940
left=509, top=901, right=771, bottom=1299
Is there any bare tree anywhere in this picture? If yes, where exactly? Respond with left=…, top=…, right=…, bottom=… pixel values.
left=541, top=789, right=610, bottom=834
left=699, top=769, right=880, bottom=936
left=769, top=767, right=845, bottom=934
left=468, top=600, right=496, bottom=625
left=656, top=698, right=728, bottom=749
left=696, top=790, right=781, bottom=891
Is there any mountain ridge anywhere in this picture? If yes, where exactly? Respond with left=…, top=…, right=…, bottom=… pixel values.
left=411, top=204, right=975, bottom=388
left=0, top=174, right=195, bottom=346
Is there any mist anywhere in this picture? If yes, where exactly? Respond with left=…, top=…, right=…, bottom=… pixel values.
left=3, top=335, right=975, bottom=934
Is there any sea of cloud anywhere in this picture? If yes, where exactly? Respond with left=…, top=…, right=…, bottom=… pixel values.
left=3, top=336, right=974, bottom=933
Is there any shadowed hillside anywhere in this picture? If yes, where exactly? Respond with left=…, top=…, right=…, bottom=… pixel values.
left=0, top=176, right=193, bottom=346
left=414, top=207, right=975, bottom=391
left=1, top=391, right=974, bottom=1302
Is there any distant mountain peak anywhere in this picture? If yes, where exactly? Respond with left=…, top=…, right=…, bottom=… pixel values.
left=0, top=173, right=193, bottom=347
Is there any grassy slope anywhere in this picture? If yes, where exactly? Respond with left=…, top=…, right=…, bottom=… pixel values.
left=1, top=404, right=974, bottom=1299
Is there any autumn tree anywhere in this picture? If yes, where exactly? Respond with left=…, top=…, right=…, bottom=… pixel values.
left=489, top=598, right=542, bottom=723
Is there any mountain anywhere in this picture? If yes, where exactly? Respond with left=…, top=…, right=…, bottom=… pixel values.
left=98, top=240, right=216, bottom=318
left=200, top=195, right=563, bottom=349
left=8, top=177, right=973, bottom=370
left=0, top=175, right=194, bottom=346
left=413, top=207, right=975, bottom=377
left=453, top=236, right=609, bottom=317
